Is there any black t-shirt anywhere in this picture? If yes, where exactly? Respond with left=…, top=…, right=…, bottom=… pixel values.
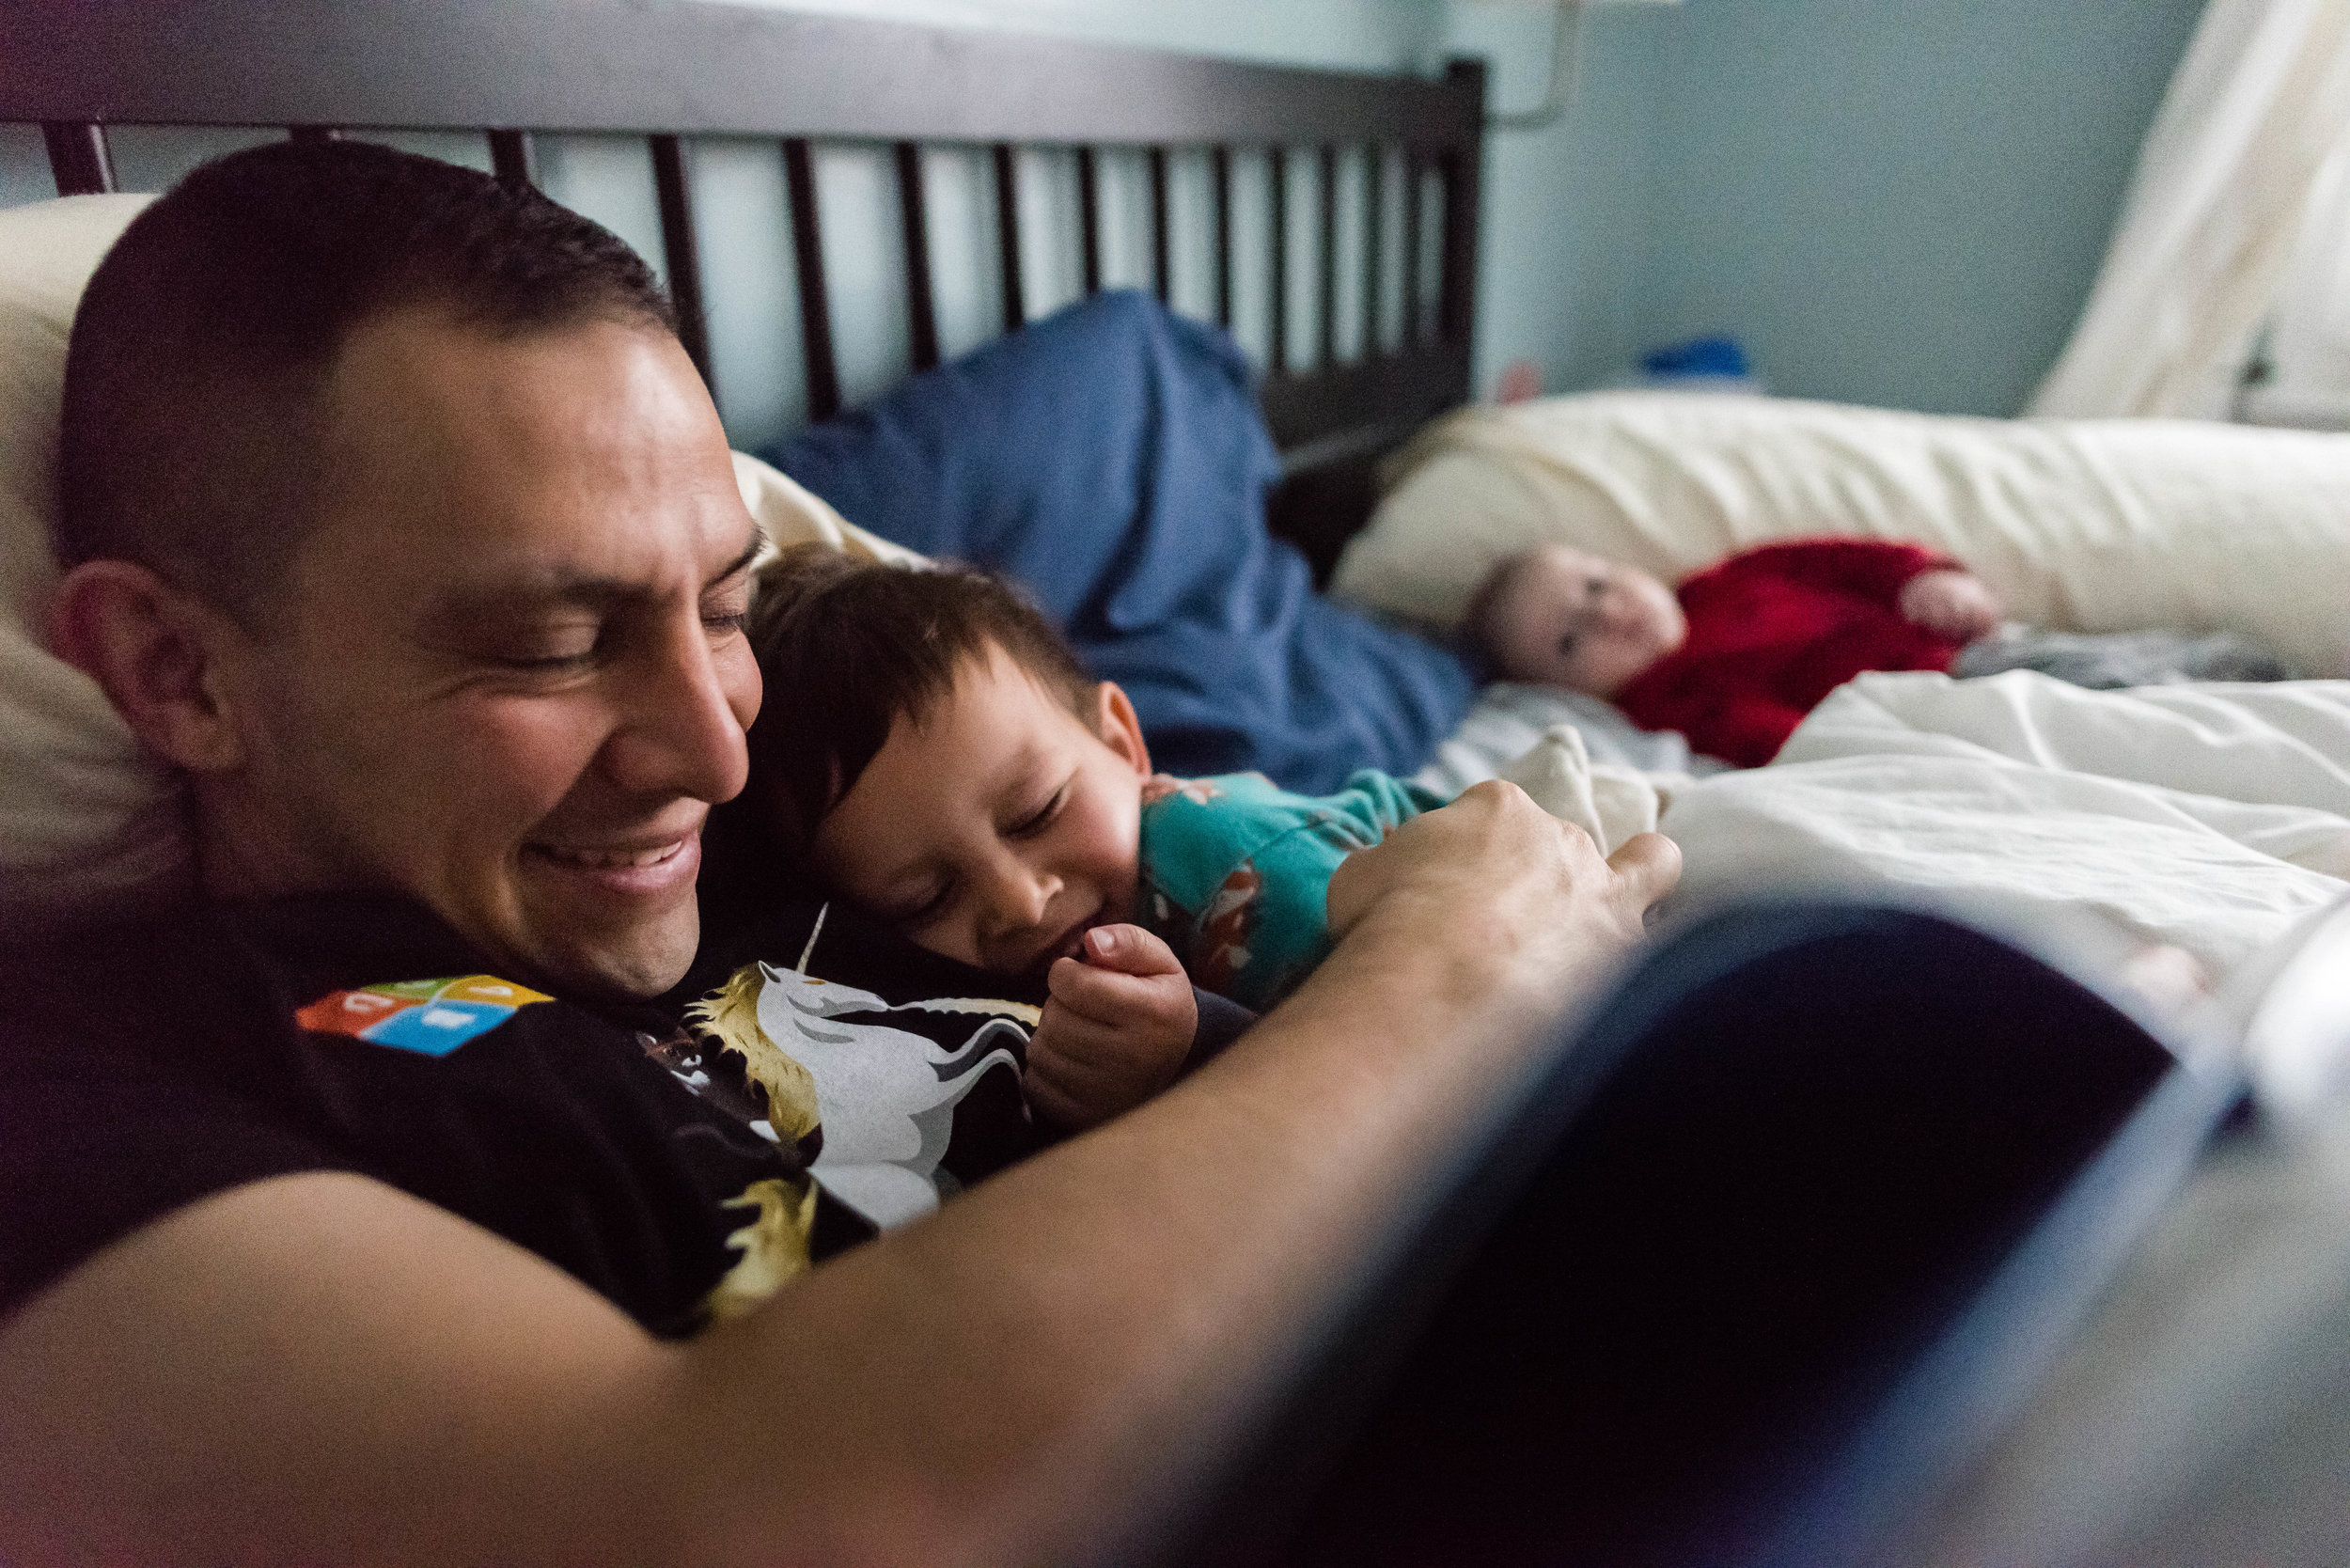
left=0, top=892, right=1067, bottom=1335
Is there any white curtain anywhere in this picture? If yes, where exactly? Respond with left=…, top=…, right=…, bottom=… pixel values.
left=2029, top=0, right=2350, bottom=420
left=2255, top=132, right=2350, bottom=425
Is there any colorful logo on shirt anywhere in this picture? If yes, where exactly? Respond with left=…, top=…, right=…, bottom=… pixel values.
left=295, top=975, right=554, bottom=1057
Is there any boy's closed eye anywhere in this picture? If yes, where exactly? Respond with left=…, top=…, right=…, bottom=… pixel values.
left=1004, top=782, right=1069, bottom=838
left=870, top=776, right=1074, bottom=930
left=887, top=880, right=954, bottom=930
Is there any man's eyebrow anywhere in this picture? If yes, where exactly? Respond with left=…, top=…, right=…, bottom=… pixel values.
left=706, top=532, right=762, bottom=592
left=426, top=530, right=765, bottom=623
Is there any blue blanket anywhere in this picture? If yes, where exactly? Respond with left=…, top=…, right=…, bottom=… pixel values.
left=760, top=291, right=1476, bottom=795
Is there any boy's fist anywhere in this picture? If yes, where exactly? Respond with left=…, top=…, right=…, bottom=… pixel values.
left=1899, top=569, right=2004, bottom=643
left=1025, top=923, right=1198, bottom=1132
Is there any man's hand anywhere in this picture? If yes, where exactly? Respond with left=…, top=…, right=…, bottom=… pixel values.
left=1026, top=924, right=1198, bottom=1132
left=1326, top=779, right=1681, bottom=1024
left=1898, top=569, right=2004, bottom=642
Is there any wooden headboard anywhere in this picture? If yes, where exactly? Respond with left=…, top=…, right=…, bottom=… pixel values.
left=2, top=0, right=1485, bottom=566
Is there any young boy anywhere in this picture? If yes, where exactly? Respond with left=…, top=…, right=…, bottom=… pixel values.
left=1469, top=537, right=2285, bottom=767
left=743, top=549, right=1446, bottom=1131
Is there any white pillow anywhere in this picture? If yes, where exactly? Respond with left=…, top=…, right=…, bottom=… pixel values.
left=0, top=194, right=187, bottom=931
left=0, top=193, right=906, bottom=932
left=1332, top=392, right=2350, bottom=680
left=731, top=450, right=927, bottom=568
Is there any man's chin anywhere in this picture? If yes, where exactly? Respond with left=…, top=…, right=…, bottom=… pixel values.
left=475, top=894, right=702, bottom=1002
left=499, top=831, right=708, bottom=998
left=541, top=932, right=697, bottom=1002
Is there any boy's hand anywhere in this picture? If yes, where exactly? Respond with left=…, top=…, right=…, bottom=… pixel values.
left=1026, top=924, right=1198, bottom=1133
left=1899, top=569, right=2004, bottom=642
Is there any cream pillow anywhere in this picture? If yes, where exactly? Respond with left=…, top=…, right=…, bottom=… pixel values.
left=731, top=451, right=926, bottom=568
left=1333, top=392, right=2350, bottom=680
left=0, top=192, right=907, bottom=932
left=0, top=194, right=187, bottom=931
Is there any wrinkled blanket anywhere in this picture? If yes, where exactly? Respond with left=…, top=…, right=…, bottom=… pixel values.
left=1661, top=672, right=2350, bottom=980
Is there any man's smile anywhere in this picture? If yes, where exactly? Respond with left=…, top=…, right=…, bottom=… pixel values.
left=533, top=839, right=694, bottom=870
left=523, top=828, right=703, bottom=897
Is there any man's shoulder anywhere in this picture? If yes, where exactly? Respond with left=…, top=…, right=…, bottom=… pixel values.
left=0, top=892, right=854, bottom=1335
left=0, top=898, right=370, bottom=1321
left=3, top=892, right=508, bottom=993
left=0, top=899, right=290, bottom=1064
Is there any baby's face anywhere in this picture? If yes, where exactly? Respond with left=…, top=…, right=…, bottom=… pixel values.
left=810, top=644, right=1152, bottom=979
left=1485, top=543, right=1686, bottom=698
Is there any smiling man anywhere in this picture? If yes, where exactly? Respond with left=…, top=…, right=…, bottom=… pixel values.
left=0, top=142, right=1681, bottom=1564
left=50, top=154, right=760, bottom=1003
left=186, top=312, right=762, bottom=1000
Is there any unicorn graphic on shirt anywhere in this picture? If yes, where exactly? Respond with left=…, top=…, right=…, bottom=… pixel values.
left=686, top=909, right=1033, bottom=1230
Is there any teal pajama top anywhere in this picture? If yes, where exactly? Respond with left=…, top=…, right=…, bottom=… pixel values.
left=1135, top=770, right=1446, bottom=1013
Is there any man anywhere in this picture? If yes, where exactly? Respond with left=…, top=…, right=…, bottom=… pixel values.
left=0, top=142, right=1678, bottom=1562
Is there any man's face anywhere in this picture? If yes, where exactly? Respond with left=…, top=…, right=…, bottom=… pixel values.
left=212, top=308, right=761, bottom=998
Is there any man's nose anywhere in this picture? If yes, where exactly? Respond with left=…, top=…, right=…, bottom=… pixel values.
left=600, top=616, right=753, bottom=805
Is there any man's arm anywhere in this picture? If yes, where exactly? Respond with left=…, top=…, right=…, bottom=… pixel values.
left=0, top=784, right=1678, bottom=1568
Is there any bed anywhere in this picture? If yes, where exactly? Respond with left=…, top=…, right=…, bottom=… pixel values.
left=11, top=0, right=2350, bottom=980
left=8, top=3, right=2350, bottom=1560
left=1347, top=391, right=2350, bottom=980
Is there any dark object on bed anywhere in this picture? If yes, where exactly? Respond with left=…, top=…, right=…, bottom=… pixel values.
left=763, top=291, right=1477, bottom=792
left=1265, top=451, right=1387, bottom=587
left=1952, top=625, right=2291, bottom=687
left=1174, top=901, right=2207, bottom=1567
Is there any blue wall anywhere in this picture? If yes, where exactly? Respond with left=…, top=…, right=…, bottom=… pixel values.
left=0, top=0, right=2205, bottom=423
left=1454, top=3, right=1669, bottom=401
left=1638, top=0, right=2205, bottom=416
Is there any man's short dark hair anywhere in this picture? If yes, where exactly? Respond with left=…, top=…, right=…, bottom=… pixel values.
left=57, top=138, right=676, bottom=621
left=744, top=548, right=1097, bottom=858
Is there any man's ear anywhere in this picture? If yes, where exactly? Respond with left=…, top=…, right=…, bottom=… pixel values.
left=1090, top=681, right=1152, bottom=777
left=47, top=559, right=250, bottom=774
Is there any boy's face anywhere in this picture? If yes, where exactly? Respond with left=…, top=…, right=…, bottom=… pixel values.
left=810, top=644, right=1153, bottom=978
left=1486, top=542, right=1687, bottom=698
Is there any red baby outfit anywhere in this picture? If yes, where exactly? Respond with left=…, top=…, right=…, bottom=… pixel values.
left=1613, top=539, right=1965, bottom=767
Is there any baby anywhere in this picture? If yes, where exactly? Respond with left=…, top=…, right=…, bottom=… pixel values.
left=1469, top=538, right=2285, bottom=767
left=743, top=549, right=1446, bottom=1131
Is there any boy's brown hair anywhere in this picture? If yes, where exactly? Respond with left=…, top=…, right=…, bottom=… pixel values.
left=744, top=547, right=1098, bottom=856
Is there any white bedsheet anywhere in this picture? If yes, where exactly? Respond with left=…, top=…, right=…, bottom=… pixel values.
left=1417, top=681, right=1725, bottom=797
left=1659, top=672, right=2350, bottom=980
